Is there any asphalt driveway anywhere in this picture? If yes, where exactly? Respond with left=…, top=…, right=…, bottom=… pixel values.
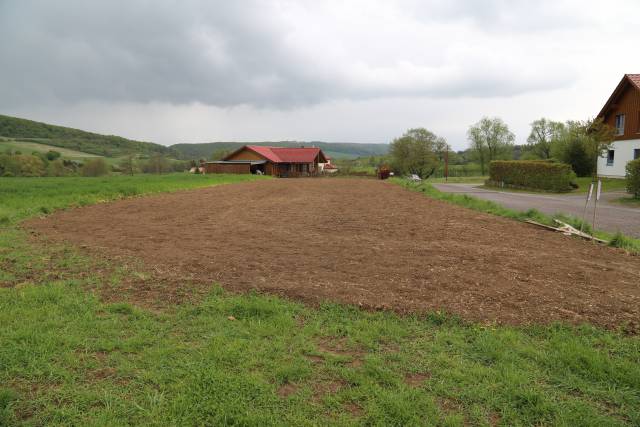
left=433, top=183, right=640, bottom=238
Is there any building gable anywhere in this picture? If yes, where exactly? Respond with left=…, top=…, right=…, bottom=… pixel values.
left=597, top=74, right=640, bottom=141
left=223, top=145, right=327, bottom=164
left=225, top=146, right=276, bottom=162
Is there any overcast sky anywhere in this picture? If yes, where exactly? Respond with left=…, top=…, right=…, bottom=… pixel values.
left=1, top=0, right=638, bottom=150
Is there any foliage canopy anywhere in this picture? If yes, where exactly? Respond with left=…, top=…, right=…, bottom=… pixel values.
left=389, top=128, right=447, bottom=178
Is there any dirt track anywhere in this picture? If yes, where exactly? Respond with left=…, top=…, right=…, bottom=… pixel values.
left=27, top=178, right=640, bottom=330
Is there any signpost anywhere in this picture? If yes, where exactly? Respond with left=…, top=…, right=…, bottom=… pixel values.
left=592, top=179, right=602, bottom=235
left=579, top=182, right=594, bottom=234
left=444, top=148, right=449, bottom=182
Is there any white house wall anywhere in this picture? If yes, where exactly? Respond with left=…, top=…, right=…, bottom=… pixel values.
left=597, top=138, right=640, bottom=178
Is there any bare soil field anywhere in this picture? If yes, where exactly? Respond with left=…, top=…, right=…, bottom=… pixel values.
left=26, top=178, right=640, bottom=330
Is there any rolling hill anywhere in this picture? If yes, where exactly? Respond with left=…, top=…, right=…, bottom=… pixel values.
left=0, top=114, right=389, bottom=161
left=0, top=137, right=103, bottom=160
left=0, top=114, right=177, bottom=158
left=170, top=141, right=389, bottom=160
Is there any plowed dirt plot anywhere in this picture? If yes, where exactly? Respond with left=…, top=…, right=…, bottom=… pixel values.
left=27, top=178, right=640, bottom=330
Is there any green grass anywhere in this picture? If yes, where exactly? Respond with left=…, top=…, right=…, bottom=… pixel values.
left=0, top=174, right=639, bottom=425
left=426, top=176, right=487, bottom=184
left=613, top=197, right=640, bottom=208
left=0, top=138, right=103, bottom=160
left=394, top=178, right=640, bottom=254
left=572, top=177, right=629, bottom=194
left=0, top=173, right=263, bottom=224
left=483, top=177, right=629, bottom=195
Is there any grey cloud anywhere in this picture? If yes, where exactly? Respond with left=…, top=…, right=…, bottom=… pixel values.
left=0, top=0, right=576, bottom=109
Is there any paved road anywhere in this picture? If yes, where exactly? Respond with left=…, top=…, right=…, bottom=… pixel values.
left=433, top=183, right=640, bottom=238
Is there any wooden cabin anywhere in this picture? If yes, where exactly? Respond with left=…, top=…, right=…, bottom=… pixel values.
left=204, top=145, right=327, bottom=177
left=596, top=74, right=640, bottom=178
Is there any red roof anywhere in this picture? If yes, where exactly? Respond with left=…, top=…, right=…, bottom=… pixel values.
left=245, top=145, right=281, bottom=162
left=628, top=74, right=640, bottom=89
left=239, top=145, right=325, bottom=163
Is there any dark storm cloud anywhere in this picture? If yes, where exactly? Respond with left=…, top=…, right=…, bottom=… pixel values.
left=0, top=0, right=575, bottom=109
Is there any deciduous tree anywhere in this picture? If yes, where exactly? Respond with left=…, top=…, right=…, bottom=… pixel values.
left=389, top=128, right=448, bottom=178
left=119, top=153, right=137, bottom=176
left=526, top=118, right=565, bottom=159
left=467, top=117, right=515, bottom=175
left=81, top=158, right=109, bottom=177
left=553, top=119, right=615, bottom=178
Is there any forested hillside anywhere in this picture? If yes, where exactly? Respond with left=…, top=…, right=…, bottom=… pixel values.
left=170, top=141, right=389, bottom=160
left=0, top=115, right=177, bottom=158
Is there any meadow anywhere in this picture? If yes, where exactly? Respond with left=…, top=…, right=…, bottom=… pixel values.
left=0, top=138, right=103, bottom=160
left=1, top=174, right=639, bottom=426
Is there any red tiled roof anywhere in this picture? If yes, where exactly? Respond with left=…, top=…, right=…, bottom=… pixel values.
left=628, top=74, right=640, bottom=89
left=245, top=145, right=281, bottom=162
left=271, top=147, right=321, bottom=163
left=244, top=145, right=323, bottom=163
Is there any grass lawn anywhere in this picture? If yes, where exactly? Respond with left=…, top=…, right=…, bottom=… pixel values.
left=613, top=197, right=640, bottom=208
left=482, top=177, right=629, bottom=195
left=1, top=174, right=639, bottom=426
left=426, top=176, right=488, bottom=184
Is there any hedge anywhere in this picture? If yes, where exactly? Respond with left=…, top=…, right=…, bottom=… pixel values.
left=626, top=158, right=640, bottom=198
left=488, top=160, right=577, bottom=192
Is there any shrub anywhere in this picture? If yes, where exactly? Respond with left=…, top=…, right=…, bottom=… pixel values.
left=626, top=158, right=640, bottom=198
left=562, top=137, right=592, bottom=177
left=141, top=155, right=171, bottom=174
left=81, top=158, right=109, bottom=177
left=46, top=159, right=69, bottom=177
left=488, top=160, right=577, bottom=192
left=16, top=154, right=46, bottom=177
left=46, top=150, right=61, bottom=161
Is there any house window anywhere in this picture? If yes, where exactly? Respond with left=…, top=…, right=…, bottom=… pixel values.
left=615, top=114, right=625, bottom=136
left=634, top=149, right=640, bottom=160
left=607, top=150, right=615, bottom=166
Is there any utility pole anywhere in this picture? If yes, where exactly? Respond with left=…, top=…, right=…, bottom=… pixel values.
left=444, top=147, right=449, bottom=182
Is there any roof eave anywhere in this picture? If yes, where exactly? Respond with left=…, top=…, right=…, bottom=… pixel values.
left=596, top=74, right=639, bottom=119
left=222, top=145, right=278, bottom=163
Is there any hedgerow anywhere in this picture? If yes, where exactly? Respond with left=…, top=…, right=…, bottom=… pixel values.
left=488, top=160, right=576, bottom=192
left=625, top=158, right=640, bottom=198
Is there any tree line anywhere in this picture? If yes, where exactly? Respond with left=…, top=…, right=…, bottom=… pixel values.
left=387, top=117, right=615, bottom=179
left=0, top=149, right=189, bottom=177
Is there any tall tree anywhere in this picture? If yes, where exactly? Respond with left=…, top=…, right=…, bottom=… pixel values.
left=119, top=153, right=137, bottom=176
left=526, top=118, right=565, bottom=159
left=467, top=117, right=515, bottom=175
left=555, top=119, right=615, bottom=178
left=389, top=128, right=448, bottom=178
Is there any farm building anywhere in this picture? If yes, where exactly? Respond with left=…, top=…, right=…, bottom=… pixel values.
left=319, top=157, right=339, bottom=174
left=596, top=74, right=640, bottom=178
left=204, top=145, right=328, bottom=177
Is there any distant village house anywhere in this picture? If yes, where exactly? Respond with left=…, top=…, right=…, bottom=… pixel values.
left=319, top=156, right=338, bottom=174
